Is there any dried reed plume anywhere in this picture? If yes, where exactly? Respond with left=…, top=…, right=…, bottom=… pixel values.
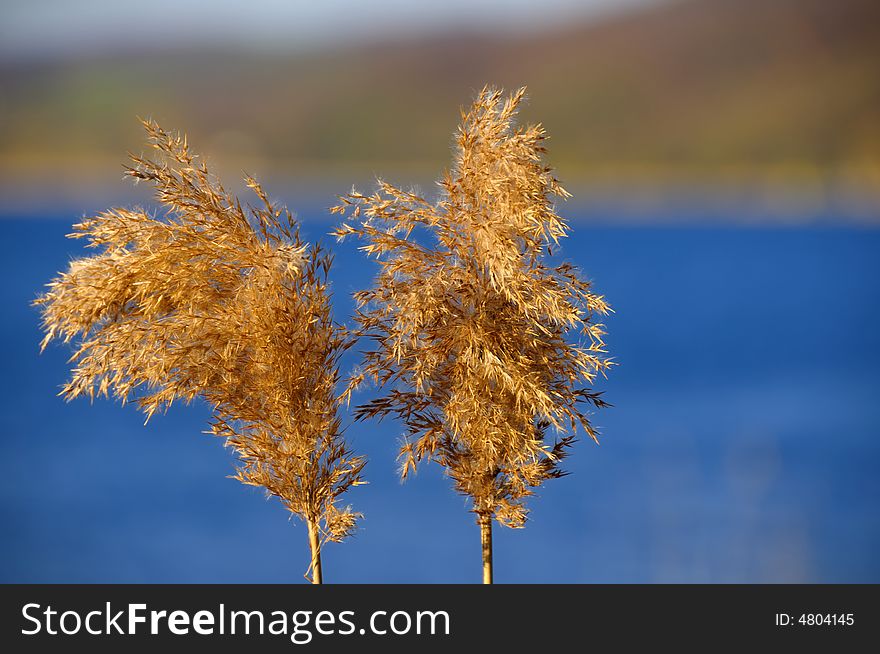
left=35, top=120, right=365, bottom=583
left=333, top=86, right=611, bottom=583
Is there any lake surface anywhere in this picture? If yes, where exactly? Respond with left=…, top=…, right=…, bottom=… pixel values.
left=1, top=213, right=878, bottom=582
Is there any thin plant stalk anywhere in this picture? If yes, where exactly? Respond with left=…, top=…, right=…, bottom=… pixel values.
left=307, top=519, right=324, bottom=584
left=479, top=515, right=493, bottom=584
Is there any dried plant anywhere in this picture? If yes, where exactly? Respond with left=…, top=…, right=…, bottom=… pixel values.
left=35, top=120, right=364, bottom=583
left=333, top=86, right=612, bottom=583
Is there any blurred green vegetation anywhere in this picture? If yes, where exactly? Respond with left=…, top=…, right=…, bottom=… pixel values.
left=1, top=0, right=878, bottom=202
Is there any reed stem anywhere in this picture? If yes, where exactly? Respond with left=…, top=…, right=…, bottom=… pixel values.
left=307, top=519, right=323, bottom=584
left=480, top=514, right=493, bottom=584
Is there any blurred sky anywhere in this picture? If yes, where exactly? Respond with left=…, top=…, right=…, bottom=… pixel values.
left=0, top=0, right=658, bottom=60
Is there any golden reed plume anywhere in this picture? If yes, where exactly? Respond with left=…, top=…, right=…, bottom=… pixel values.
left=333, top=86, right=612, bottom=583
left=35, top=120, right=364, bottom=583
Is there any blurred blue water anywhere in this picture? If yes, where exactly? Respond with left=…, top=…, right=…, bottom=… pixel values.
left=2, top=212, right=879, bottom=583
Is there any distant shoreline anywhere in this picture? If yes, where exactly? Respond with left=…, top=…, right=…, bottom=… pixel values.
left=2, top=170, right=877, bottom=225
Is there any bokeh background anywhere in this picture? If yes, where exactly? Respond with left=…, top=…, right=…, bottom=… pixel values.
left=2, top=0, right=878, bottom=583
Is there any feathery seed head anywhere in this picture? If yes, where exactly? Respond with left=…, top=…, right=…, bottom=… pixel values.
left=36, top=120, right=364, bottom=544
left=332, top=86, right=611, bottom=528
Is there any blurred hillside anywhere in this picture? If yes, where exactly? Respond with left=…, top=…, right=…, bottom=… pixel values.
left=1, top=0, right=879, bottom=217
